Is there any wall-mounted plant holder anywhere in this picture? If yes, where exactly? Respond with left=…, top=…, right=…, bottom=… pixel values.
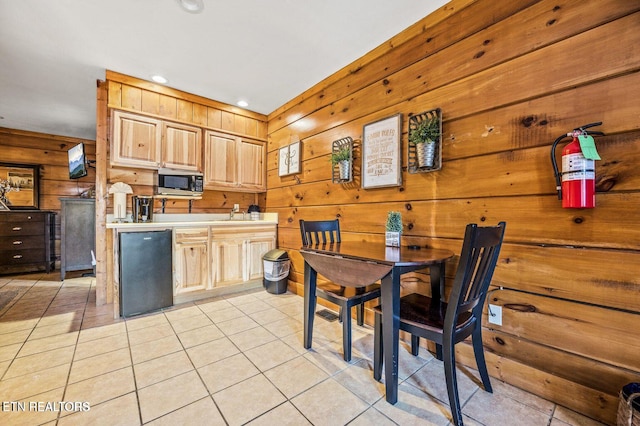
left=408, top=108, right=442, bottom=174
left=331, top=136, right=354, bottom=183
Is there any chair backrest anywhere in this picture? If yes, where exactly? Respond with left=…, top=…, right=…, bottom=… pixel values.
left=445, top=222, right=506, bottom=333
left=299, top=219, right=341, bottom=246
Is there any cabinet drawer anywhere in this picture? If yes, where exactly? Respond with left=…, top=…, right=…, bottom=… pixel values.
left=0, top=249, right=45, bottom=265
left=0, top=212, right=45, bottom=223
left=0, top=235, right=43, bottom=250
left=0, top=221, right=44, bottom=237
left=175, top=228, right=209, bottom=243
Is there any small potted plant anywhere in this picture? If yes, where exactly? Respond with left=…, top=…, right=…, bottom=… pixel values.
left=385, top=211, right=402, bottom=247
left=331, top=145, right=352, bottom=181
left=409, top=114, right=439, bottom=168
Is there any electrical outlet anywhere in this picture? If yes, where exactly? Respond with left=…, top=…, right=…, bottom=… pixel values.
left=233, top=203, right=240, bottom=211
left=488, top=304, right=502, bottom=326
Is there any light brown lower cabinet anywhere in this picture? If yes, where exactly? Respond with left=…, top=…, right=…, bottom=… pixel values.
left=173, top=224, right=276, bottom=297
left=173, top=227, right=210, bottom=295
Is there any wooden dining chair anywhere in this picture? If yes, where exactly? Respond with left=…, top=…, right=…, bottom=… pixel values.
left=372, top=222, right=506, bottom=426
left=299, top=219, right=381, bottom=361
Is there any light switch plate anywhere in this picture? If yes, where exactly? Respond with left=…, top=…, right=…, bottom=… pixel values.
left=488, top=304, right=502, bottom=326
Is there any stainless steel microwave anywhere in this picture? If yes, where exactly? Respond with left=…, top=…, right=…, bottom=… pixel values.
left=156, top=169, right=204, bottom=196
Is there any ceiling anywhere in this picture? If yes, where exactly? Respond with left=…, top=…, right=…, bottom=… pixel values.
left=0, top=0, right=448, bottom=141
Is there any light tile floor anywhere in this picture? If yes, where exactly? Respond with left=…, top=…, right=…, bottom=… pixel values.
left=0, top=273, right=607, bottom=426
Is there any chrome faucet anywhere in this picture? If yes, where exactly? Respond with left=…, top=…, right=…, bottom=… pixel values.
left=230, top=205, right=241, bottom=220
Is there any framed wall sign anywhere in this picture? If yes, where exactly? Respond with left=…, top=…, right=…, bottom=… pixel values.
left=361, top=114, right=402, bottom=189
left=278, top=141, right=301, bottom=177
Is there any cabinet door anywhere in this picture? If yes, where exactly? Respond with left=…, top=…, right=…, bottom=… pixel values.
left=204, top=131, right=238, bottom=189
left=237, top=138, right=266, bottom=191
left=111, top=110, right=162, bottom=169
left=174, top=228, right=209, bottom=295
left=246, top=236, right=275, bottom=280
left=162, top=122, right=202, bottom=172
left=211, top=239, right=245, bottom=286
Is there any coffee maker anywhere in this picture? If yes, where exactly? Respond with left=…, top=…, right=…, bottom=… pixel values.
left=132, top=195, right=154, bottom=223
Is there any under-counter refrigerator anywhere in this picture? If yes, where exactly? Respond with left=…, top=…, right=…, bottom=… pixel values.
left=119, top=230, right=173, bottom=317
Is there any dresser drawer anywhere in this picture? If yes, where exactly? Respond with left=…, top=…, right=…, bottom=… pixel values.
left=0, top=235, right=44, bottom=250
left=0, top=221, right=45, bottom=237
left=0, top=212, right=46, bottom=223
left=0, top=249, right=46, bottom=265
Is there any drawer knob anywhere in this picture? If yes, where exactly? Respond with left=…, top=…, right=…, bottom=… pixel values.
left=12, top=240, right=23, bottom=245
left=27, top=216, right=32, bottom=220
left=12, top=227, right=22, bottom=231
left=13, top=254, right=23, bottom=259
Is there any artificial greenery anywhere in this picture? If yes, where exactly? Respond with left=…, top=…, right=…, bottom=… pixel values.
left=385, top=211, right=403, bottom=233
left=408, top=114, right=439, bottom=145
left=330, top=145, right=351, bottom=165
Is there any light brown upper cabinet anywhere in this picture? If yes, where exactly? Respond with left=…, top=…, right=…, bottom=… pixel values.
left=111, top=111, right=162, bottom=169
left=111, top=110, right=202, bottom=172
left=162, top=121, right=202, bottom=172
left=204, top=130, right=266, bottom=192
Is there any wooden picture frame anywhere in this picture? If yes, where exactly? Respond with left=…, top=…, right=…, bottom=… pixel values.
left=361, top=114, right=402, bottom=189
left=0, top=162, right=39, bottom=210
left=278, top=141, right=301, bottom=177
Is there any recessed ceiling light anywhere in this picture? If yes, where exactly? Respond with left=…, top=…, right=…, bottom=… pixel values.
left=177, top=0, right=204, bottom=14
left=151, top=75, right=168, bottom=84
left=237, top=100, right=249, bottom=107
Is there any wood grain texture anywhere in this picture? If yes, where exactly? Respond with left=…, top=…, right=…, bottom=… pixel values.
left=265, top=1, right=640, bottom=423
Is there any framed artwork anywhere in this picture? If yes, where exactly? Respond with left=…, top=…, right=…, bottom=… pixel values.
left=361, top=114, right=402, bottom=189
left=0, top=162, right=39, bottom=209
left=278, top=141, right=301, bottom=176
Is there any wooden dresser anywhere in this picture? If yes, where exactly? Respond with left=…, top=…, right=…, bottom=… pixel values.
left=0, top=210, right=55, bottom=274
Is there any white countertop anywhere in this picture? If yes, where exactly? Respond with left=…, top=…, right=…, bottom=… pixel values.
left=106, top=212, right=278, bottom=229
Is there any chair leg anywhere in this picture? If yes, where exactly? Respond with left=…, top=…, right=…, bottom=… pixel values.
left=342, top=304, right=352, bottom=362
left=443, top=343, right=463, bottom=426
left=373, top=311, right=383, bottom=381
left=357, top=302, right=364, bottom=326
left=411, top=335, right=420, bottom=356
left=356, top=287, right=365, bottom=326
left=472, top=325, right=492, bottom=393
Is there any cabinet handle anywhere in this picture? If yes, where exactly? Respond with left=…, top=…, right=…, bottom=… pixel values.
left=13, top=254, right=23, bottom=259
left=27, top=216, right=32, bottom=220
left=12, top=240, right=23, bottom=245
left=12, top=227, right=22, bottom=231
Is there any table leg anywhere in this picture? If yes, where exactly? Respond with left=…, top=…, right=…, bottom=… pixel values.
left=430, top=261, right=445, bottom=360
left=382, top=269, right=400, bottom=404
left=303, top=260, right=317, bottom=349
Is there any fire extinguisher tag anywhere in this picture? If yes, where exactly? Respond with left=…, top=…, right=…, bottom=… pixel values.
left=578, top=135, right=601, bottom=160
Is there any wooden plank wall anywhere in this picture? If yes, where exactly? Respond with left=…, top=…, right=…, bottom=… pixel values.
left=0, top=127, right=96, bottom=265
left=265, top=0, right=640, bottom=423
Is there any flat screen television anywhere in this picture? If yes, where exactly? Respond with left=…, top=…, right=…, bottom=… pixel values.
left=68, top=142, right=88, bottom=179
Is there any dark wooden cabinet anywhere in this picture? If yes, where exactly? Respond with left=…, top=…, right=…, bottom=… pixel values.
left=0, top=210, right=55, bottom=274
left=60, top=198, right=95, bottom=280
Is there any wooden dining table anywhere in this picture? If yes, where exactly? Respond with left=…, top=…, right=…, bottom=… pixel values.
left=300, top=241, right=454, bottom=404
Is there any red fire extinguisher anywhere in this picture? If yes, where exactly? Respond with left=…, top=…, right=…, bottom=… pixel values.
left=550, top=122, right=604, bottom=208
